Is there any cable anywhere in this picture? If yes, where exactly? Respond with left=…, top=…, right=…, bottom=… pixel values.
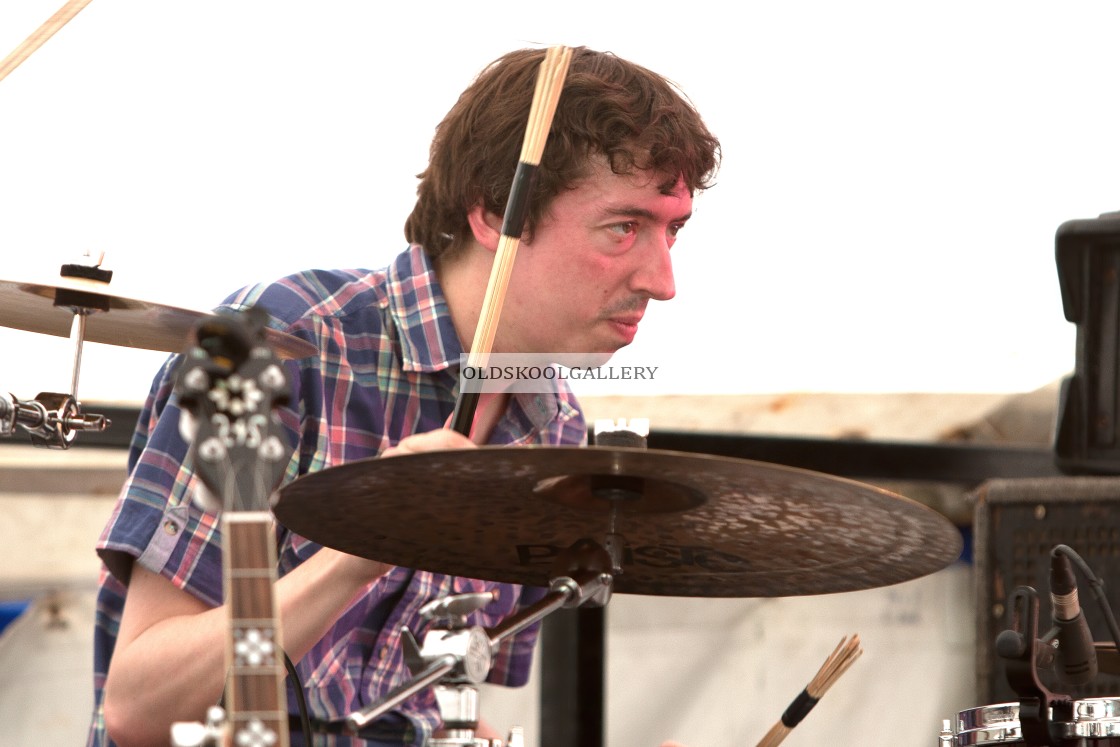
left=284, top=650, right=315, bottom=747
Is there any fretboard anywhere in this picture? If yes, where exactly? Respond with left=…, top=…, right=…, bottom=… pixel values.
left=223, top=511, right=289, bottom=747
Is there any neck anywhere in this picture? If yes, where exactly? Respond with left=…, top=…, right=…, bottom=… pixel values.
left=436, top=243, right=516, bottom=356
left=469, top=391, right=511, bottom=445
left=436, top=246, right=516, bottom=443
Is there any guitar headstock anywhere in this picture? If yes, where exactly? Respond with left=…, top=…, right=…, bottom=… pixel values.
left=172, top=307, right=297, bottom=747
left=176, top=307, right=294, bottom=513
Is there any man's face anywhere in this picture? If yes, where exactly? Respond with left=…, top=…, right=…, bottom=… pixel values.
left=497, top=156, right=693, bottom=357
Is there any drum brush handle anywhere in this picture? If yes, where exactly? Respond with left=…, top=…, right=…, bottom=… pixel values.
left=755, top=635, right=862, bottom=747
left=449, top=389, right=479, bottom=437
left=453, top=48, right=572, bottom=441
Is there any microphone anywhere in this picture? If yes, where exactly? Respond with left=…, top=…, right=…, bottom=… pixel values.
left=1049, top=545, right=1098, bottom=686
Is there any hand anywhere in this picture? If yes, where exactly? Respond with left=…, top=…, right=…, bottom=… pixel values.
left=382, top=427, right=476, bottom=457
left=326, top=429, right=475, bottom=586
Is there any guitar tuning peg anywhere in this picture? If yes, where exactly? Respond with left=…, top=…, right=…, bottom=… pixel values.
left=170, top=705, right=226, bottom=747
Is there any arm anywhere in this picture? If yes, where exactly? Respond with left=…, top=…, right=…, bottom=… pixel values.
left=104, top=427, right=476, bottom=747
left=104, top=547, right=388, bottom=746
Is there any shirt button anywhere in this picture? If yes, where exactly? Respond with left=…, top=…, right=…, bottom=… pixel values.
left=163, top=520, right=179, bottom=536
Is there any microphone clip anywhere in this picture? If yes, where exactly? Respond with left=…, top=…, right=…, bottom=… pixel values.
left=995, top=585, right=1073, bottom=747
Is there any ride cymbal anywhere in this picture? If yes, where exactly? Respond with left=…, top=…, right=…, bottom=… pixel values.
left=273, top=446, right=963, bottom=597
left=0, top=274, right=317, bottom=359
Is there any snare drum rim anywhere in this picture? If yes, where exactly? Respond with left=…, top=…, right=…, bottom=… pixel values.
left=951, top=697, right=1120, bottom=745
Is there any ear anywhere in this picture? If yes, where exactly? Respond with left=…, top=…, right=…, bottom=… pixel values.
left=466, top=204, right=503, bottom=252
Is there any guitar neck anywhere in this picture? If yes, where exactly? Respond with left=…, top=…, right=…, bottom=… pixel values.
left=173, top=309, right=297, bottom=747
left=223, top=511, right=289, bottom=747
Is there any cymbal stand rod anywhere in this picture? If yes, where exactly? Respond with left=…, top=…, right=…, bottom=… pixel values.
left=0, top=392, right=59, bottom=433
left=0, top=393, right=12, bottom=435
left=487, top=567, right=613, bottom=647
left=5, top=390, right=107, bottom=447
left=0, top=392, right=42, bottom=436
left=489, top=589, right=569, bottom=646
left=346, top=655, right=457, bottom=732
left=68, top=312, right=87, bottom=401
left=346, top=563, right=613, bottom=735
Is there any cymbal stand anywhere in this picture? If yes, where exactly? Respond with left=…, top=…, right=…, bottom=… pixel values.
left=0, top=390, right=105, bottom=447
left=346, top=539, right=617, bottom=746
left=1, top=253, right=112, bottom=447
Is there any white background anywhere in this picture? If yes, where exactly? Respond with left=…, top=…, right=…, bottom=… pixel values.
left=2, top=0, right=1118, bottom=404
left=2, top=5, right=1113, bottom=744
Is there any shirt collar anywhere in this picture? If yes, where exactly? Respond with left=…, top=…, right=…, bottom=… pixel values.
left=506, top=391, right=579, bottom=437
left=385, top=244, right=581, bottom=437
left=385, top=244, right=462, bottom=374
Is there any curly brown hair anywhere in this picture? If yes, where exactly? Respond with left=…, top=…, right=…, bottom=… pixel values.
left=404, top=46, right=721, bottom=259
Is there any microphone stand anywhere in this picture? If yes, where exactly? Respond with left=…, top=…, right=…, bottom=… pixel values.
left=346, top=539, right=616, bottom=746
left=995, top=586, right=1074, bottom=747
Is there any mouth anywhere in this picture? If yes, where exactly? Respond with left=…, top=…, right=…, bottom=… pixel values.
left=607, top=315, right=643, bottom=343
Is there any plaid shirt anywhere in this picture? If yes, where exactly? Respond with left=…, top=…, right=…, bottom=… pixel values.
left=88, top=244, right=586, bottom=746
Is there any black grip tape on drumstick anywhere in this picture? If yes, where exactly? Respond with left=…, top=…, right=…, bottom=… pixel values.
left=451, top=163, right=537, bottom=437
left=500, top=163, right=538, bottom=238
left=780, top=688, right=820, bottom=728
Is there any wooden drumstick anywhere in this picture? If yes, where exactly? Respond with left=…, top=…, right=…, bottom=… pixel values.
left=449, top=45, right=573, bottom=436
left=0, top=0, right=94, bottom=84
left=755, top=634, right=863, bottom=747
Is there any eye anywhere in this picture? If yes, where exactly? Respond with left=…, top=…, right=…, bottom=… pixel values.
left=668, top=221, right=687, bottom=237
left=608, top=221, right=638, bottom=236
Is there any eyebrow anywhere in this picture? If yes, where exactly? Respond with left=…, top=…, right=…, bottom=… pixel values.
left=602, top=206, right=693, bottom=223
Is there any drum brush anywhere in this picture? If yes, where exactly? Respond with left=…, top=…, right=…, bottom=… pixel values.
left=0, top=0, right=93, bottom=84
left=755, top=634, right=863, bottom=747
left=450, top=46, right=573, bottom=437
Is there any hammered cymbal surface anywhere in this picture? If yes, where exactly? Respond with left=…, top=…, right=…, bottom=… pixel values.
left=0, top=275, right=317, bottom=359
left=274, top=446, right=963, bottom=597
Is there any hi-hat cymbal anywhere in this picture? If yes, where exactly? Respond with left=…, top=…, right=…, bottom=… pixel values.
left=0, top=274, right=317, bottom=359
left=273, top=446, right=963, bottom=597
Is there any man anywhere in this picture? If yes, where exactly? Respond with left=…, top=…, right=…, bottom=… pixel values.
left=90, top=46, right=720, bottom=746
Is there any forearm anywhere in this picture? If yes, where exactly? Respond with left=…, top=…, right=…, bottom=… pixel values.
left=104, top=548, right=387, bottom=746
left=104, top=601, right=228, bottom=746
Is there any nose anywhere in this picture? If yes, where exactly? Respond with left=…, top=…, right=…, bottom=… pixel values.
left=631, top=235, right=676, bottom=301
